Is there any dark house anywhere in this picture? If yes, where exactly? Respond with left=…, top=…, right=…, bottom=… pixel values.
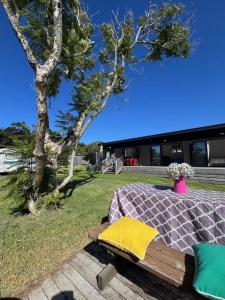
left=101, top=123, right=225, bottom=167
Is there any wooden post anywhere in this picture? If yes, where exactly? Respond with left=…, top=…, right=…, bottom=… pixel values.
left=97, top=256, right=126, bottom=290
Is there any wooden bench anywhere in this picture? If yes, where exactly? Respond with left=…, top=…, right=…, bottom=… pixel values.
left=88, top=222, right=198, bottom=295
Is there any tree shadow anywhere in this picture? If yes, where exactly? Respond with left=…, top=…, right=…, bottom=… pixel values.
left=8, top=171, right=97, bottom=216
left=10, top=204, right=29, bottom=216
left=60, top=172, right=96, bottom=198
left=52, top=291, right=74, bottom=299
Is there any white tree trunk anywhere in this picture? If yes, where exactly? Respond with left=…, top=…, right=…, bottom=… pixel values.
left=52, top=112, right=86, bottom=194
left=32, top=0, right=62, bottom=190
left=53, top=143, right=78, bottom=197
left=33, top=74, right=48, bottom=189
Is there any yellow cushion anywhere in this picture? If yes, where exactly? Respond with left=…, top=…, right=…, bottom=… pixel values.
left=98, top=216, right=159, bottom=260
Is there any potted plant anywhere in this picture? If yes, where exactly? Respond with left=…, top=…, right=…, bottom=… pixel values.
left=166, top=163, right=194, bottom=194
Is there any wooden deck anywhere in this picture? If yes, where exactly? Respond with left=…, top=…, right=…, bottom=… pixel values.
left=21, top=242, right=197, bottom=300
left=123, top=166, right=225, bottom=184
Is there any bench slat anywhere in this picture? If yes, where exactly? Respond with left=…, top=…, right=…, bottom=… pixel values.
left=98, top=241, right=192, bottom=289
left=88, top=223, right=195, bottom=289
left=145, top=246, right=194, bottom=275
left=88, top=223, right=194, bottom=267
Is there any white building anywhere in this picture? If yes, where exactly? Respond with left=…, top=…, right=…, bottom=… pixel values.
left=0, top=148, right=19, bottom=173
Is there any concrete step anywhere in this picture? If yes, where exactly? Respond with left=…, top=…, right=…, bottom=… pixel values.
left=191, top=177, right=225, bottom=184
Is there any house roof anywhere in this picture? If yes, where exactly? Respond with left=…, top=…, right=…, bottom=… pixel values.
left=101, top=123, right=225, bottom=148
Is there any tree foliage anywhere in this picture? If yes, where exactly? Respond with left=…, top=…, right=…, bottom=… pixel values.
left=4, top=0, right=94, bottom=96
left=0, top=122, right=32, bottom=147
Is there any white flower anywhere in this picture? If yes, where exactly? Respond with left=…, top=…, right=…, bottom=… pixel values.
left=166, top=163, right=194, bottom=180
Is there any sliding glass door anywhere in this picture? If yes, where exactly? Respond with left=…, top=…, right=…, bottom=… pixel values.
left=161, top=143, right=183, bottom=165
left=150, top=145, right=161, bottom=166
left=191, top=141, right=208, bottom=166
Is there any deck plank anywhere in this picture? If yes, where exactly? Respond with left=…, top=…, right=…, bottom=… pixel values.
left=28, top=287, right=48, bottom=300
left=71, top=256, right=125, bottom=300
left=63, top=263, right=105, bottom=300
left=78, top=251, right=145, bottom=300
left=81, top=250, right=157, bottom=300
left=52, top=270, right=86, bottom=300
left=21, top=242, right=200, bottom=300
left=83, top=244, right=197, bottom=300
left=119, top=263, right=196, bottom=300
left=82, top=247, right=160, bottom=300
left=41, top=277, right=66, bottom=300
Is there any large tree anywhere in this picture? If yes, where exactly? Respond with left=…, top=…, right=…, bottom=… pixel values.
left=1, top=1, right=191, bottom=213
left=1, top=0, right=93, bottom=213
left=1, top=0, right=62, bottom=192
left=47, top=2, right=191, bottom=196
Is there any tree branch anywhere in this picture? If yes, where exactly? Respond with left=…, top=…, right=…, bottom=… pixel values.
left=1, top=0, right=37, bottom=70
left=80, top=76, right=118, bottom=137
left=38, top=0, right=63, bottom=78
left=53, top=141, right=78, bottom=195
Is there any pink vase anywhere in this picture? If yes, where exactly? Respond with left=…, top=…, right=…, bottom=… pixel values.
left=173, top=176, right=187, bottom=194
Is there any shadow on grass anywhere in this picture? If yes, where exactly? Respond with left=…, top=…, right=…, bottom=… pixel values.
left=60, top=172, right=96, bottom=199
left=9, top=172, right=97, bottom=216
left=10, top=203, right=29, bottom=216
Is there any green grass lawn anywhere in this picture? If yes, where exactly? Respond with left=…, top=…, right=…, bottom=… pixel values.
left=1, top=170, right=225, bottom=297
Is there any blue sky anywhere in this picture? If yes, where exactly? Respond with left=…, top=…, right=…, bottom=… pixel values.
left=0, top=1, right=225, bottom=143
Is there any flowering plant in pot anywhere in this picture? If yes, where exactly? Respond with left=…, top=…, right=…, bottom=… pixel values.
left=166, top=163, right=194, bottom=194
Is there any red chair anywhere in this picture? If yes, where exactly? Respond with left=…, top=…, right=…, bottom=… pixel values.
left=133, top=158, right=138, bottom=166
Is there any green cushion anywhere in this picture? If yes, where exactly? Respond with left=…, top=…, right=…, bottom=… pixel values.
left=192, top=243, right=225, bottom=300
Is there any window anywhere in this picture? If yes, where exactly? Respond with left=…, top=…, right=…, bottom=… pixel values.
left=150, top=145, right=161, bottom=166
left=171, top=144, right=183, bottom=153
left=191, top=141, right=208, bottom=166
left=161, top=143, right=183, bottom=165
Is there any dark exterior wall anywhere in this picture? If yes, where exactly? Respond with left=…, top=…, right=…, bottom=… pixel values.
left=125, top=147, right=137, bottom=157
left=102, top=135, right=225, bottom=167
left=138, top=145, right=151, bottom=166
left=115, top=148, right=124, bottom=158
left=183, top=141, right=192, bottom=164
left=209, top=139, right=225, bottom=159
left=208, top=139, right=225, bottom=166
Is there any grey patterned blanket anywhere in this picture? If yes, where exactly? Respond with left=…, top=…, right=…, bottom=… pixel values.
left=109, top=183, right=225, bottom=255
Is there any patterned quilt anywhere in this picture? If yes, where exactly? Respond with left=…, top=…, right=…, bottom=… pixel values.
left=109, top=183, right=225, bottom=255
